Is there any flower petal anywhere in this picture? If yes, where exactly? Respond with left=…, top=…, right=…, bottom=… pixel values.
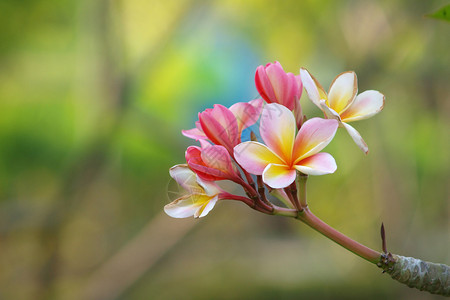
left=262, top=163, right=296, bottom=188
left=265, top=63, right=292, bottom=105
left=186, top=146, right=227, bottom=181
left=200, top=143, right=238, bottom=179
left=195, top=195, right=219, bottom=218
left=259, top=103, right=296, bottom=163
left=295, top=74, right=303, bottom=100
left=234, top=141, right=284, bottom=175
left=196, top=177, right=221, bottom=197
left=199, top=104, right=239, bottom=152
left=300, top=68, right=328, bottom=108
left=293, top=99, right=303, bottom=129
left=294, top=152, right=337, bottom=175
left=293, top=118, right=338, bottom=163
left=182, top=121, right=207, bottom=140
left=169, top=164, right=202, bottom=192
left=229, top=98, right=263, bottom=134
left=294, top=75, right=304, bottom=128
left=340, top=90, right=385, bottom=122
left=255, top=63, right=278, bottom=103
left=272, top=71, right=297, bottom=110
left=182, top=127, right=207, bottom=140
left=327, top=71, right=357, bottom=114
left=256, top=62, right=299, bottom=110
left=164, top=194, right=211, bottom=218
left=342, top=122, right=369, bottom=154
left=319, top=100, right=341, bottom=120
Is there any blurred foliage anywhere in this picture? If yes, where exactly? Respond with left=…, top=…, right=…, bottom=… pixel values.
left=0, top=0, right=448, bottom=299
left=427, top=4, right=450, bottom=22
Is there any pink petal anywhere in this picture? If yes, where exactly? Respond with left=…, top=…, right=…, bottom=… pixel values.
left=340, top=90, right=385, bottom=122
left=300, top=68, right=328, bottom=108
left=342, top=122, right=369, bottom=154
left=295, top=74, right=303, bottom=100
left=327, top=71, right=357, bottom=114
left=256, top=62, right=298, bottom=110
left=234, top=141, right=284, bottom=175
left=293, top=118, right=338, bottom=163
left=199, top=105, right=239, bottom=152
left=266, top=64, right=296, bottom=110
left=229, top=98, right=263, bottom=134
left=186, top=146, right=227, bottom=181
left=293, top=76, right=304, bottom=128
left=169, top=164, right=201, bottom=192
left=262, top=163, right=296, bottom=188
left=255, top=64, right=277, bottom=103
left=293, top=99, right=303, bottom=129
left=294, top=152, right=337, bottom=175
left=185, top=145, right=201, bottom=160
left=200, top=143, right=238, bottom=179
left=259, top=103, right=296, bottom=163
left=182, top=127, right=207, bottom=140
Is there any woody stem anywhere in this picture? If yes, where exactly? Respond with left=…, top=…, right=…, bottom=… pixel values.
left=296, top=208, right=381, bottom=264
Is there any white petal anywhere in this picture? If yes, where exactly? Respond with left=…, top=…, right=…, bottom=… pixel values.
left=195, top=195, right=219, bottom=218
left=340, top=90, right=385, bottom=122
left=342, top=122, right=369, bottom=154
left=319, top=100, right=341, bottom=120
left=164, top=195, right=202, bottom=218
left=300, top=68, right=327, bottom=108
left=169, top=165, right=202, bottom=192
left=196, top=176, right=221, bottom=196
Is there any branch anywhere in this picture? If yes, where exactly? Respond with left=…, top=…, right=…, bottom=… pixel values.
left=379, top=254, right=450, bottom=296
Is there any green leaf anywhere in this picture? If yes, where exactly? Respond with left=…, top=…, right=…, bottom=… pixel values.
left=427, top=4, right=450, bottom=22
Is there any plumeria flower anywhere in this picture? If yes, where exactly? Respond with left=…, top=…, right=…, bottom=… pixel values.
left=255, top=61, right=303, bottom=127
left=234, top=103, right=338, bottom=189
left=182, top=99, right=264, bottom=154
left=164, top=165, right=223, bottom=218
left=185, top=140, right=241, bottom=182
left=300, top=68, right=385, bottom=154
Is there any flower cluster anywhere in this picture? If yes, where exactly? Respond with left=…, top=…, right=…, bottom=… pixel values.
left=165, top=62, right=384, bottom=219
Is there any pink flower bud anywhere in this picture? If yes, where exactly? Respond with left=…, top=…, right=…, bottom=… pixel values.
left=255, top=61, right=302, bottom=111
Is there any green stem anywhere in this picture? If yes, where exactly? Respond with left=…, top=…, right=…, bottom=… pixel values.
left=296, top=172, right=308, bottom=208
left=272, top=205, right=297, bottom=217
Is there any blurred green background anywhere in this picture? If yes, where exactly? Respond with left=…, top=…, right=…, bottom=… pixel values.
left=0, top=0, right=448, bottom=299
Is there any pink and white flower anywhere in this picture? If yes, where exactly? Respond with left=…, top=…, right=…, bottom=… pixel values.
left=300, top=68, right=385, bottom=154
left=164, top=165, right=222, bottom=218
left=234, top=103, right=338, bottom=189
left=182, top=99, right=264, bottom=154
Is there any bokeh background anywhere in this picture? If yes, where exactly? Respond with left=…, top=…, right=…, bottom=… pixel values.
left=0, top=0, right=449, bottom=299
